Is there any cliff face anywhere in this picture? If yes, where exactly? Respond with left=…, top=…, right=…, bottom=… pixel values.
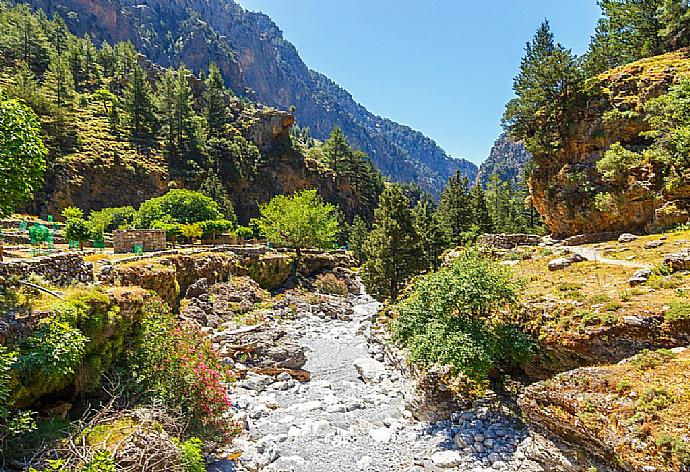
left=28, top=0, right=477, bottom=194
left=530, top=50, right=690, bottom=237
left=475, top=133, right=531, bottom=188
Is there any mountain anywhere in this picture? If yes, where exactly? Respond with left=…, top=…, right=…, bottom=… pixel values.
left=475, top=133, right=531, bottom=188
left=27, top=0, right=477, bottom=194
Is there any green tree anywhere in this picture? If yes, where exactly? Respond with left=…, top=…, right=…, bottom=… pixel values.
left=348, top=215, right=369, bottom=264
left=43, top=54, right=74, bottom=128
left=254, top=190, right=340, bottom=268
left=0, top=91, right=47, bottom=218
left=133, top=189, right=223, bottom=228
left=204, top=62, right=228, bottom=137
left=199, top=170, right=236, bottom=223
left=323, top=126, right=351, bottom=174
left=436, top=171, right=473, bottom=246
left=124, top=65, right=156, bottom=142
left=471, top=183, right=494, bottom=234
left=64, top=217, right=91, bottom=250
left=413, top=194, right=446, bottom=271
left=362, top=185, right=423, bottom=301
left=503, top=21, right=583, bottom=157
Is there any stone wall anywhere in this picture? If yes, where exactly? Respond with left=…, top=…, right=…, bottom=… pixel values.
left=113, top=230, right=166, bottom=254
left=0, top=253, right=94, bottom=286
left=477, top=233, right=543, bottom=249
left=560, top=232, right=621, bottom=247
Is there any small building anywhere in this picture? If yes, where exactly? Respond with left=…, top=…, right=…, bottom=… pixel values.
left=113, top=229, right=166, bottom=254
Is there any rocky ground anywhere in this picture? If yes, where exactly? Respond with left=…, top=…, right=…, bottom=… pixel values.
left=203, top=278, right=602, bottom=472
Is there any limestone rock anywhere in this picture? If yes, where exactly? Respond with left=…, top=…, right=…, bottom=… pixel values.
left=618, top=233, right=639, bottom=243
left=548, top=258, right=572, bottom=271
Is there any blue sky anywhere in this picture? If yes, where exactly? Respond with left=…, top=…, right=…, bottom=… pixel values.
left=238, top=1, right=601, bottom=164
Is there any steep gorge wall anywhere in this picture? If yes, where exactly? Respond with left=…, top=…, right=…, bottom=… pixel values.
left=530, top=50, right=690, bottom=236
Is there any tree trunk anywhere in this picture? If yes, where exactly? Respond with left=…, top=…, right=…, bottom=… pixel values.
left=0, top=242, right=4, bottom=262
left=293, top=247, right=301, bottom=277
left=79, top=240, right=84, bottom=251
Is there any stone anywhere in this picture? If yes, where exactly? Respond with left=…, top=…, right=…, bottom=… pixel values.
left=548, top=258, right=572, bottom=271
left=628, top=268, right=652, bottom=287
left=369, top=427, right=392, bottom=443
left=664, top=249, right=690, bottom=272
left=353, top=358, right=386, bottom=384
left=644, top=240, right=665, bottom=249
left=431, top=450, right=463, bottom=468
left=618, top=233, right=639, bottom=243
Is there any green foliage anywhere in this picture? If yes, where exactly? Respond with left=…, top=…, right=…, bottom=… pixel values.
left=133, top=189, right=223, bottom=228
left=655, top=432, right=690, bottom=466
left=665, top=299, right=690, bottom=322
left=631, top=349, right=676, bottom=370
left=436, top=171, right=474, bottom=246
left=125, top=64, right=156, bottom=142
left=179, top=437, right=206, bottom=472
left=503, top=20, right=583, bottom=157
left=64, top=217, right=92, bottom=248
left=597, top=142, right=643, bottom=183
left=82, top=451, right=117, bottom=472
left=199, top=219, right=235, bottom=240
left=18, top=321, right=88, bottom=378
left=393, top=250, right=531, bottom=388
left=347, top=215, right=370, bottom=264
left=199, top=170, right=236, bottom=223
left=0, top=91, right=47, bottom=218
left=254, top=190, right=340, bottom=257
left=61, top=206, right=84, bottom=221
left=87, top=206, right=136, bottom=232
left=362, top=185, right=423, bottom=301
left=0, top=346, right=36, bottom=443
left=235, top=225, right=254, bottom=240
left=413, top=194, right=445, bottom=271
left=180, top=223, right=203, bottom=242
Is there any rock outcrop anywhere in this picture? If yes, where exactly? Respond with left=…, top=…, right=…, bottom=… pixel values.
left=476, top=133, right=532, bottom=188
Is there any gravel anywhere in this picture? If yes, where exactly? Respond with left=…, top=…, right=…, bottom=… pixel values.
left=214, top=285, right=545, bottom=471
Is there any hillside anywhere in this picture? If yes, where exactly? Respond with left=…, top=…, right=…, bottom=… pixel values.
left=24, top=0, right=477, bottom=194
left=475, top=133, right=531, bottom=188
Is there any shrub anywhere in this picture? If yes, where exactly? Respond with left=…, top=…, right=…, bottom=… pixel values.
left=631, top=349, right=675, bottom=370
left=315, top=273, right=348, bottom=296
left=18, top=321, right=87, bottom=378
left=393, top=250, right=532, bottom=390
left=199, top=219, right=235, bottom=240
left=82, top=451, right=116, bottom=472
left=179, top=437, right=206, bottom=472
left=597, top=142, right=643, bottom=183
left=235, top=225, right=254, bottom=240
left=63, top=217, right=92, bottom=249
left=131, top=302, right=238, bottom=442
left=87, top=206, right=135, bottom=232
left=655, top=433, right=690, bottom=466
left=665, top=300, right=690, bottom=323
left=0, top=345, right=35, bottom=443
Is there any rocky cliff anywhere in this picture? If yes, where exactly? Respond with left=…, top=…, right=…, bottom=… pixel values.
left=529, top=50, right=690, bottom=237
left=475, top=133, right=531, bottom=188
left=26, top=0, right=477, bottom=194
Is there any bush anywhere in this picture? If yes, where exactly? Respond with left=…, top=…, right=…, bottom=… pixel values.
left=315, top=273, right=348, bottom=296
left=131, top=302, right=238, bottom=442
left=235, top=225, right=254, bottom=240
left=87, top=206, right=135, bottom=232
left=18, top=321, right=87, bottom=378
left=179, top=437, right=206, bottom=472
left=393, top=250, right=532, bottom=389
left=0, top=345, right=35, bottom=443
left=597, top=142, right=642, bottom=184
left=82, top=451, right=116, bottom=472
left=631, top=349, right=675, bottom=370
left=133, top=189, right=224, bottom=229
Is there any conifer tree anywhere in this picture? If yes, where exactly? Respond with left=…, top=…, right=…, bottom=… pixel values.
left=323, top=126, right=351, bottom=174
left=503, top=21, right=582, bottom=157
left=43, top=55, right=74, bottom=129
left=413, top=194, right=446, bottom=271
left=156, top=69, right=177, bottom=158
left=204, top=62, right=228, bottom=137
left=471, top=183, right=494, bottom=234
left=173, top=66, right=198, bottom=158
left=199, top=170, right=235, bottom=223
left=124, top=64, right=156, bottom=143
left=348, top=215, right=370, bottom=264
left=362, top=185, right=423, bottom=301
left=436, top=171, right=473, bottom=246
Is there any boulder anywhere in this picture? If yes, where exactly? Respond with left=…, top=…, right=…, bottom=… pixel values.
left=628, top=268, right=652, bottom=287
left=644, top=240, right=664, bottom=249
left=664, top=248, right=690, bottom=271
left=548, top=258, right=572, bottom=271
left=353, top=358, right=386, bottom=384
left=618, top=233, right=638, bottom=243
left=431, top=450, right=463, bottom=468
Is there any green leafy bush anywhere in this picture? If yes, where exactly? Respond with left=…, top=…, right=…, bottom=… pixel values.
left=18, top=321, right=87, bottom=378
left=0, top=346, right=36, bottom=443
left=87, top=206, right=136, bottom=232
left=235, top=225, right=254, bottom=240
left=133, top=189, right=224, bottom=229
left=179, top=437, right=206, bottom=472
left=597, top=142, right=643, bottom=184
left=82, top=451, right=116, bottom=472
left=392, top=250, right=532, bottom=390
left=631, top=349, right=675, bottom=370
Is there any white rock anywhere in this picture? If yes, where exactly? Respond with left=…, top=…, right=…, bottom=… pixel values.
left=353, top=358, right=386, bottom=383
left=369, top=427, right=392, bottom=443
left=431, top=450, right=463, bottom=468
left=356, top=456, right=373, bottom=470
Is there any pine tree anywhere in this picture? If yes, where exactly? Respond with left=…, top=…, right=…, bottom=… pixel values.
left=204, top=62, right=228, bottom=137
left=323, top=126, right=351, bottom=175
left=348, top=215, right=369, bottom=264
left=362, top=185, right=423, bottom=301
left=503, top=21, right=582, bottom=157
left=199, top=170, right=236, bottom=223
left=43, top=54, right=74, bottom=129
left=124, top=64, right=156, bottom=142
left=436, top=171, right=473, bottom=246
left=173, top=66, right=198, bottom=158
left=413, top=194, right=446, bottom=271
left=156, top=69, right=177, bottom=159
left=471, top=183, right=494, bottom=234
